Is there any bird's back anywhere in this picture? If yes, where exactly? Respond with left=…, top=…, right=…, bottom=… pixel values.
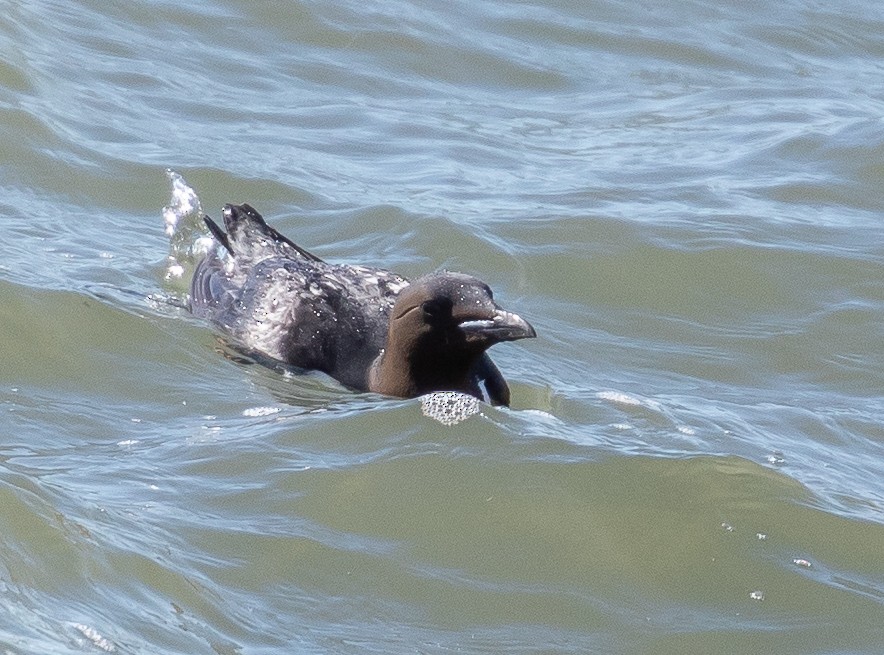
left=190, top=204, right=409, bottom=389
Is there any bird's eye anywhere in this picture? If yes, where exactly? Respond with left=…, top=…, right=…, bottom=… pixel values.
left=421, top=298, right=453, bottom=320
left=421, top=300, right=441, bottom=318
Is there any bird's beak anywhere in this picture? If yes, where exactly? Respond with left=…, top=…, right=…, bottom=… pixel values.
left=459, top=308, right=536, bottom=343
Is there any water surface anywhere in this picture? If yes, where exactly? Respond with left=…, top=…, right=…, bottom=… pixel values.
left=1, top=1, right=883, bottom=653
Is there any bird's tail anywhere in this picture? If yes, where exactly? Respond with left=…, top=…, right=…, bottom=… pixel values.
left=204, top=203, right=324, bottom=263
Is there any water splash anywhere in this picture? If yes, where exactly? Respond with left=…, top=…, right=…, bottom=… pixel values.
left=161, top=169, right=214, bottom=294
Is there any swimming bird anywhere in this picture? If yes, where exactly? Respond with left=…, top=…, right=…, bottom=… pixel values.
left=190, top=203, right=535, bottom=406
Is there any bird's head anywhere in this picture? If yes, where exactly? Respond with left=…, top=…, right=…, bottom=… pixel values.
left=371, top=272, right=535, bottom=400
left=389, top=272, right=535, bottom=353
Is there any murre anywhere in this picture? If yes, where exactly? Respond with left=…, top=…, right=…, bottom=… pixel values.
left=190, top=203, right=535, bottom=406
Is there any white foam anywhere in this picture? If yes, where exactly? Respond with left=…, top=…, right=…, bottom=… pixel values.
left=243, top=406, right=282, bottom=418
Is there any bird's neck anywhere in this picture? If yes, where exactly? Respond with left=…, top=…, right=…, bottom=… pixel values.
left=369, top=337, right=482, bottom=399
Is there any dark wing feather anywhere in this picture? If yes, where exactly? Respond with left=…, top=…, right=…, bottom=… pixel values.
left=474, top=354, right=511, bottom=407
left=224, top=204, right=324, bottom=263
left=203, top=215, right=232, bottom=254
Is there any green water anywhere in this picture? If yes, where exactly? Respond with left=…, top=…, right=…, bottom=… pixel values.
left=1, top=1, right=883, bottom=653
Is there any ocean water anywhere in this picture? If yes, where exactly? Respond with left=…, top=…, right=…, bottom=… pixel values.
left=1, top=1, right=883, bottom=653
